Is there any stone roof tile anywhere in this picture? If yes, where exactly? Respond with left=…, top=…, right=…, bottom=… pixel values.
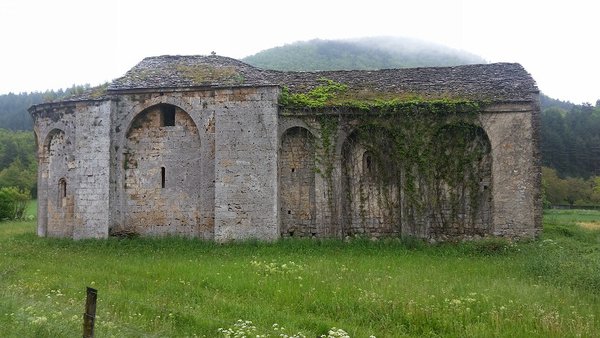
left=107, top=55, right=539, bottom=102
left=265, top=63, right=538, bottom=102
left=108, top=55, right=274, bottom=91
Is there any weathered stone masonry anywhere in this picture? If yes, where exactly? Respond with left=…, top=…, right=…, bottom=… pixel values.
left=29, top=55, right=541, bottom=241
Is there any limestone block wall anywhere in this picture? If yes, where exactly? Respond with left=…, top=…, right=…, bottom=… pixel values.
left=213, top=87, right=280, bottom=242
left=110, top=86, right=279, bottom=241
left=72, top=101, right=111, bottom=239
left=32, top=100, right=111, bottom=239
left=479, top=103, right=542, bottom=238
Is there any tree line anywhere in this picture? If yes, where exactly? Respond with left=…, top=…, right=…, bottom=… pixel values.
left=540, top=95, right=600, bottom=207
left=541, top=98, right=600, bottom=178
left=543, top=166, right=600, bottom=207
left=0, top=84, right=93, bottom=131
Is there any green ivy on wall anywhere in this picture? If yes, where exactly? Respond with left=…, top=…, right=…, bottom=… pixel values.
left=280, top=79, right=492, bottom=234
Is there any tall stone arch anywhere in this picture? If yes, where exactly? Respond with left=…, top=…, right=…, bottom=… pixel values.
left=428, top=123, right=493, bottom=237
left=119, top=103, right=210, bottom=237
left=40, top=128, right=74, bottom=237
left=341, top=126, right=402, bottom=237
left=279, top=126, right=317, bottom=237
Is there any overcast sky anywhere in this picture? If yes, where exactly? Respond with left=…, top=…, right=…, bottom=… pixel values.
left=1, top=0, right=598, bottom=104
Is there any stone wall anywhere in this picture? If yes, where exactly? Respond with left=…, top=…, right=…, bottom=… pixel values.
left=279, top=102, right=539, bottom=241
left=108, top=86, right=280, bottom=241
left=30, top=85, right=540, bottom=241
left=32, top=100, right=111, bottom=239
left=213, top=87, right=280, bottom=242
left=341, top=134, right=401, bottom=237
left=72, top=101, right=111, bottom=239
left=46, top=129, right=74, bottom=237
left=479, top=103, right=542, bottom=238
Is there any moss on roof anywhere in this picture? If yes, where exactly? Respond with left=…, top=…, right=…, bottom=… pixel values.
left=108, top=54, right=538, bottom=103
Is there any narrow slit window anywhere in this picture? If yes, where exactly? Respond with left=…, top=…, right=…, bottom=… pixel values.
left=363, top=151, right=373, bottom=174
left=58, top=178, right=67, bottom=207
left=161, top=167, right=166, bottom=188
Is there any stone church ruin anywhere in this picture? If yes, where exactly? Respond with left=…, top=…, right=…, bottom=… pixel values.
left=29, top=55, right=541, bottom=241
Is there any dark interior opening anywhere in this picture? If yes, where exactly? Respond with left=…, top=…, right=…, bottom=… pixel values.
left=161, top=167, right=166, bottom=188
left=161, top=105, right=176, bottom=127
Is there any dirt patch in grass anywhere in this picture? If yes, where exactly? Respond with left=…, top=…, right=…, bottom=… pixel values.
left=578, top=221, right=600, bottom=230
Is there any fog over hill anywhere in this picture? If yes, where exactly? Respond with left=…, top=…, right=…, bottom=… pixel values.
left=243, top=36, right=486, bottom=71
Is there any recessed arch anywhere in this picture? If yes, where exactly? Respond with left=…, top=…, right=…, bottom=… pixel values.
left=41, top=128, right=74, bottom=237
left=341, top=126, right=401, bottom=237
left=43, top=128, right=66, bottom=156
left=279, top=126, right=317, bottom=237
left=122, top=98, right=197, bottom=139
left=429, top=122, right=493, bottom=236
left=120, top=103, right=207, bottom=237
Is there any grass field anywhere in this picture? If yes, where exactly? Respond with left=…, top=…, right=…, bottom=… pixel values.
left=1, top=207, right=599, bottom=337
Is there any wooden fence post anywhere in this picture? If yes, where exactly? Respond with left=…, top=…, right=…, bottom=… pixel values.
left=83, top=287, right=97, bottom=338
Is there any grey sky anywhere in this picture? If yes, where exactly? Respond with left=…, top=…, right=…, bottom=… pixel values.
left=1, top=0, right=597, bottom=104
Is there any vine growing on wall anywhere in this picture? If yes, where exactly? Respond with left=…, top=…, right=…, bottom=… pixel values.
left=315, top=114, right=338, bottom=213
left=280, top=79, right=492, bottom=236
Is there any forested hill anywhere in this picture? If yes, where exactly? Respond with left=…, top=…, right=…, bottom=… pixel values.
left=0, top=92, right=41, bottom=131
left=243, top=37, right=486, bottom=71
left=0, top=85, right=96, bottom=131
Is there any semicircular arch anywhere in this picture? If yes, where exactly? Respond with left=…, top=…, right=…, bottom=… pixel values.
left=429, top=121, right=493, bottom=237
left=119, top=101, right=207, bottom=237
left=279, top=126, right=317, bottom=237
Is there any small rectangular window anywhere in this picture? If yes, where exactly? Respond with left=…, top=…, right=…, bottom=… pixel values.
left=161, top=167, right=166, bottom=188
left=161, top=105, right=176, bottom=126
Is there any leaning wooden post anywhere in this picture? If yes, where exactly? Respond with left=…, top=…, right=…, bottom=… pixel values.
left=83, top=287, right=97, bottom=338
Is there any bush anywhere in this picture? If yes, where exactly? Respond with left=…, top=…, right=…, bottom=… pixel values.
left=0, top=187, right=30, bottom=220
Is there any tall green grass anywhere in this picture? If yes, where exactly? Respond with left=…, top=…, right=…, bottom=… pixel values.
left=24, top=199, right=37, bottom=218
left=0, top=210, right=599, bottom=337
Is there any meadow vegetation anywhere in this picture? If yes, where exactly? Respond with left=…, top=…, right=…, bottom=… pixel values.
left=0, top=206, right=599, bottom=337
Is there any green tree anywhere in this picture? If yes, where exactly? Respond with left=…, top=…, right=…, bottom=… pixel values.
left=0, top=187, right=29, bottom=220
left=0, top=129, right=37, bottom=196
left=0, top=159, right=36, bottom=194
